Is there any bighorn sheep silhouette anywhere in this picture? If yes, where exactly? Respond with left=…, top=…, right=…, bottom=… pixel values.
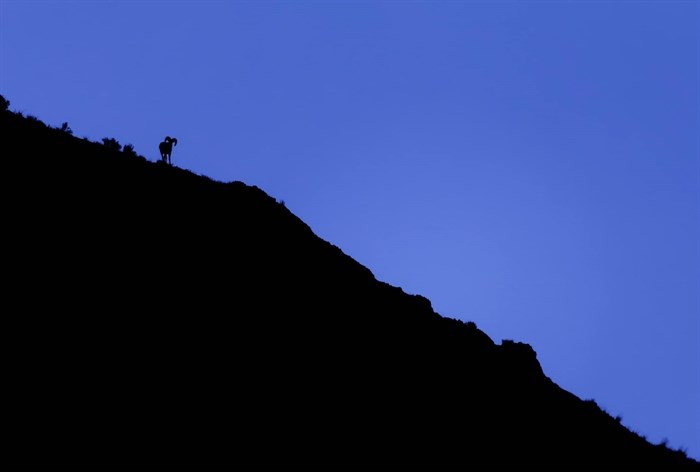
left=159, top=136, right=177, bottom=165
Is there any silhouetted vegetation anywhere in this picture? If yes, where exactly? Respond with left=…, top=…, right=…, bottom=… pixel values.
left=59, top=121, right=72, bottom=134
left=3, top=95, right=698, bottom=471
left=26, top=114, right=44, bottom=125
left=122, top=143, right=136, bottom=156
left=101, top=136, right=121, bottom=151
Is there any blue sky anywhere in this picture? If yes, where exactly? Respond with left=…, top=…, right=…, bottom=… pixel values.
left=2, top=0, right=698, bottom=460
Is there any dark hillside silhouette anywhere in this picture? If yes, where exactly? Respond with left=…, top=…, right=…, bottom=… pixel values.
left=3, top=97, right=698, bottom=471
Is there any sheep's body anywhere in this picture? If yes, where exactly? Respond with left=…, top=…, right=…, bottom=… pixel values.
left=159, top=136, right=177, bottom=165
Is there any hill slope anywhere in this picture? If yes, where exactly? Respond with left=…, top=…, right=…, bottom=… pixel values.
left=4, top=103, right=697, bottom=471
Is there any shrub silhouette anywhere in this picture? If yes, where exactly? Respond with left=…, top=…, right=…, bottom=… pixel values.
left=102, top=137, right=122, bottom=152
left=0, top=94, right=9, bottom=111
left=60, top=122, right=73, bottom=135
left=123, top=143, right=136, bottom=156
left=26, top=115, right=44, bottom=125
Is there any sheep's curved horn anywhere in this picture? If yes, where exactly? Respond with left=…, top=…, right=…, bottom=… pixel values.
left=172, top=138, right=178, bottom=146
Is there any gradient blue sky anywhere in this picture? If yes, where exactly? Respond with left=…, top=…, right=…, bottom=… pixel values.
left=2, top=0, right=698, bottom=460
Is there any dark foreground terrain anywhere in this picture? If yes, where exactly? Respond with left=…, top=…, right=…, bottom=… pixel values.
left=4, top=103, right=698, bottom=471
